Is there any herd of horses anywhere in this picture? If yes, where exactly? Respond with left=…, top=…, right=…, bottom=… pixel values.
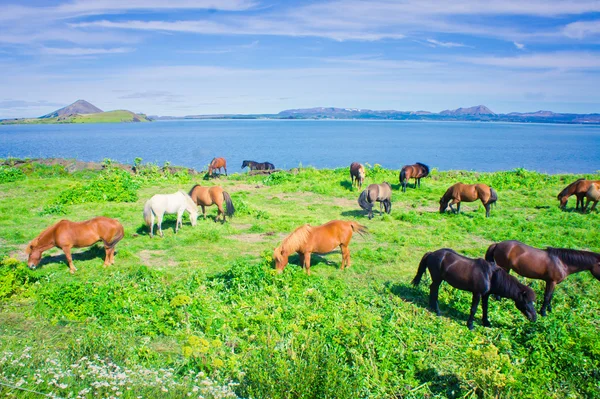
left=23, top=160, right=599, bottom=329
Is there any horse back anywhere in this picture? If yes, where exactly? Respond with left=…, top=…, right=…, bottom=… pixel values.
left=493, top=240, right=555, bottom=280
left=434, top=249, right=492, bottom=293
left=309, top=221, right=353, bottom=253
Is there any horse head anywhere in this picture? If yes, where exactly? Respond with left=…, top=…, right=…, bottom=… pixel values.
left=241, top=160, right=249, bottom=169
left=273, top=246, right=288, bottom=272
left=439, top=196, right=450, bottom=213
left=514, top=287, right=537, bottom=322
left=26, top=238, right=42, bottom=269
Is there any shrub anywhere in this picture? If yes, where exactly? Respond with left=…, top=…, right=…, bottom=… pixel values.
left=0, top=166, right=25, bottom=183
left=55, top=168, right=140, bottom=205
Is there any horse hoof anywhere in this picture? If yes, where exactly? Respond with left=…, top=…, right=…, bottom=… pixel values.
left=467, top=324, right=474, bottom=330
left=483, top=321, right=492, bottom=328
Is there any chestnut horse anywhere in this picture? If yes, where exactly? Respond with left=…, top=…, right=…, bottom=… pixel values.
left=399, top=162, right=430, bottom=192
left=273, top=220, right=368, bottom=275
left=558, top=178, right=600, bottom=211
left=358, top=182, right=392, bottom=219
left=188, top=184, right=235, bottom=223
left=208, top=157, right=227, bottom=176
left=413, top=248, right=537, bottom=330
left=584, top=182, right=600, bottom=211
left=439, top=183, right=497, bottom=217
left=486, top=240, right=600, bottom=316
left=242, top=160, right=275, bottom=171
left=349, top=162, right=365, bottom=189
left=26, top=217, right=124, bottom=274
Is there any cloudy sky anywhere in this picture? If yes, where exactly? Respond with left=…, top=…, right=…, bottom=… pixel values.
left=1, top=0, right=600, bottom=118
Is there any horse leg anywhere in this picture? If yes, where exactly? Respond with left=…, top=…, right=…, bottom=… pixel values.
left=201, top=205, right=206, bottom=219
left=592, top=201, right=598, bottom=211
left=484, top=203, right=491, bottom=217
left=157, top=213, right=164, bottom=238
left=417, top=178, right=421, bottom=188
left=482, top=294, right=491, bottom=327
left=224, top=167, right=228, bottom=176
left=449, top=199, right=459, bottom=214
left=217, top=203, right=225, bottom=223
left=149, top=213, right=155, bottom=238
left=176, top=209, right=184, bottom=233
left=103, top=245, right=111, bottom=267
left=340, top=245, right=350, bottom=270
left=467, top=293, right=481, bottom=330
left=429, top=280, right=441, bottom=315
left=62, top=246, right=77, bottom=274
left=540, top=281, right=557, bottom=316
left=379, top=201, right=384, bottom=216
left=303, top=252, right=312, bottom=275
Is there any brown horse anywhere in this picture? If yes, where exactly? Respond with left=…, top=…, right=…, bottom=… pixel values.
left=26, top=217, right=124, bottom=274
left=486, top=240, right=600, bottom=316
left=584, top=182, right=600, bottom=211
left=358, top=182, right=392, bottom=219
left=207, top=157, right=227, bottom=176
left=188, top=184, right=235, bottom=222
left=273, top=220, right=368, bottom=275
left=349, top=162, right=365, bottom=189
left=413, top=248, right=537, bottom=330
left=557, top=178, right=600, bottom=211
left=399, top=162, right=430, bottom=192
left=439, top=183, right=497, bottom=217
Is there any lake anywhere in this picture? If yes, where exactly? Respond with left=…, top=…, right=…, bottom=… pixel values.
left=1, top=120, right=599, bottom=173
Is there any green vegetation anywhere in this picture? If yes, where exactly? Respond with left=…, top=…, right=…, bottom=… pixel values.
left=0, top=110, right=150, bottom=125
left=0, top=162, right=599, bottom=398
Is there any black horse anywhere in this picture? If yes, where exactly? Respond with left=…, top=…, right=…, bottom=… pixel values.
left=412, top=248, right=537, bottom=330
left=241, top=160, right=275, bottom=171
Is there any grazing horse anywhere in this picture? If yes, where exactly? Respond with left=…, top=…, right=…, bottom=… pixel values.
left=399, top=162, right=430, bottom=192
left=584, top=183, right=600, bottom=212
left=143, top=191, right=198, bottom=237
left=412, top=248, right=537, bottom=330
left=485, top=240, right=600, bottom=316
left=358, top=182, right=392, bottom=219
left=241, top=160, right=275, bottom=171
left=26, top=217, right=124, bottom=274
left=439, top=183, right=497, bottom=217
left=188, top=184, right=235, bottom=223
left=273, top=220, right=368, bottom=275
left=208, top=157, right=227, bottom=176
left=558, top=178, right=600, bottom=211
left=349, top=162, right=366, bottom=189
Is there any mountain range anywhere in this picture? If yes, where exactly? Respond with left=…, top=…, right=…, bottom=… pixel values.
left=157, top=105, right=600, bottom=124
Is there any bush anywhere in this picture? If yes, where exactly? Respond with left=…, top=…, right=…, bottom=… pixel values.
left=0, top=166, right=25, bottom=183
left=55, top=168, right=140, bottom=205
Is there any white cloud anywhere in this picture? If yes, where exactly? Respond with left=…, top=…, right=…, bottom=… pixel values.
left=427, top=39, right=468, bottom=48
left=513, top=42, right=525, bottom=49
left=40, top=47, right=135, bottom=55
left=562, top=20, right=600, bottom=39
left=459, top=52, right=600, bottom=70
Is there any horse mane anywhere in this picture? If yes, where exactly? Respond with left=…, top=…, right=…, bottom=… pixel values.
left=188, top=184, right=201, bottom=196
left=546, top=247, right=600, bottom=268
left=276, top=224, right=313, bottom=257
left=557, top=178, right=584, bottom=199
left=26, top=221, right=61, bottom=253
left=416, top=162, right=430, bottom=176
left=490, top=265, right=534, bottom=301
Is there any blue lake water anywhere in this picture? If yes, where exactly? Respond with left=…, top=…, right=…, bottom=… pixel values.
left=0, top=120, right=599, bottom=173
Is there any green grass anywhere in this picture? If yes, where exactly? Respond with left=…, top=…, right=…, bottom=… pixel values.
left=0, top=163, right=599, bottom=398
left=0, top=110, right=150, bottom=124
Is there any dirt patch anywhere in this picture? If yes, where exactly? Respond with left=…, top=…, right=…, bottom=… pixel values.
left=138, top=250, right=177, bottom=267
left=230, top=233, right=265, bottom=243
left=227, top=184, right=265, bottom=192
left=332, top=197, right=357, bottom=208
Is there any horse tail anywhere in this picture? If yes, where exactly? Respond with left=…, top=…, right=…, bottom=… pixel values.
left=358, top=190, right=372, bottom=212
left=489, top=188, right=498, bottom=207
left=143, top=200, right=153, bottom=227
left=485, top=244, right=497, bottom=263
left=412, top=252, right=432, bottom=286
left=223, top=191, right=235, bottom=217
left=106, top=222, right=125, bottom=249
left=349, top=221, right=369, bottom=237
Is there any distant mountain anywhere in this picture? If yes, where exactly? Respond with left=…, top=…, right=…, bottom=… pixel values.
left=41, top=99, right=103, bottom=118
left=440, top=105, right=495, bottom=116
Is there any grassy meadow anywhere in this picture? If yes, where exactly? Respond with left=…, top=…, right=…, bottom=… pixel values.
left=0, top=110, right=150, bottom=125
left=0, top=161, right=599, bottom=399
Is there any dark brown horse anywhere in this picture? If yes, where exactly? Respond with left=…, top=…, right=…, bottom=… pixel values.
left=242, top=160, right=275, bottom=171
left=208, top=157, right=227, bottom=176
left=399, top=162, right=429, bottom=192
left=358, top=182, right=392, bottom=219
left=439, top=183, right=497, bottom=217
left=413, top=248, right=537, bottom=330
left=273, top=220, right=368, bottom=275
left=558, top=178, right=600, bottom=211
left=189, top=184, right=235, bottom=223
left=485, top=240, right=600, bottom=316
left=26, top=217, right=124, bottom=274
left=349, top=162, right=365, bottom=189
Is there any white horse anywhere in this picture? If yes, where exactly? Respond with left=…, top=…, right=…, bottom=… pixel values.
left=143, top=191, right=198, bottom=237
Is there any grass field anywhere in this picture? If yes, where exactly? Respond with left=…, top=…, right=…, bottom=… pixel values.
left=0, top=110, right=150, bottom=125
left=0, top=162, right=599, bottom=398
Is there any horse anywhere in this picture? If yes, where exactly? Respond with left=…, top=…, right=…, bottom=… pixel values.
left=273, top=220, right=368, bottom=275
left=349, top=162, right=365, bottom=189
left=188, top=184, right=235, bottom=223
left=26, top=217, right=124, bottom=274
left=485, top=240, right=600, bottom=316
left=358, top=182, right=392, bottom=219
left=399, top=162, right=430, bottom=192
left=439, top=183, right=497, bottom=217
left=557, top=178, right=600, bottom=211
left=241, top=160, right=275, bottom=171
left=412, top=248, right=537, bottom=330
left=584, top=182, right=600, bottom=212
left=208, top=157, right=227, bottom=177
left=143, top=191, right=198, bottom=237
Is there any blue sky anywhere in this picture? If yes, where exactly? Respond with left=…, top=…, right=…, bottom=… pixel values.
left=1, top=0, right=600, bottom=118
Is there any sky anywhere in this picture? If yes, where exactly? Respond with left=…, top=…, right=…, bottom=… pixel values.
left=1, top=0, right=600, bottom=118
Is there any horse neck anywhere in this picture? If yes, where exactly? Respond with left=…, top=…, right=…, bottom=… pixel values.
left=34, top=225, right=58, bottom=252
